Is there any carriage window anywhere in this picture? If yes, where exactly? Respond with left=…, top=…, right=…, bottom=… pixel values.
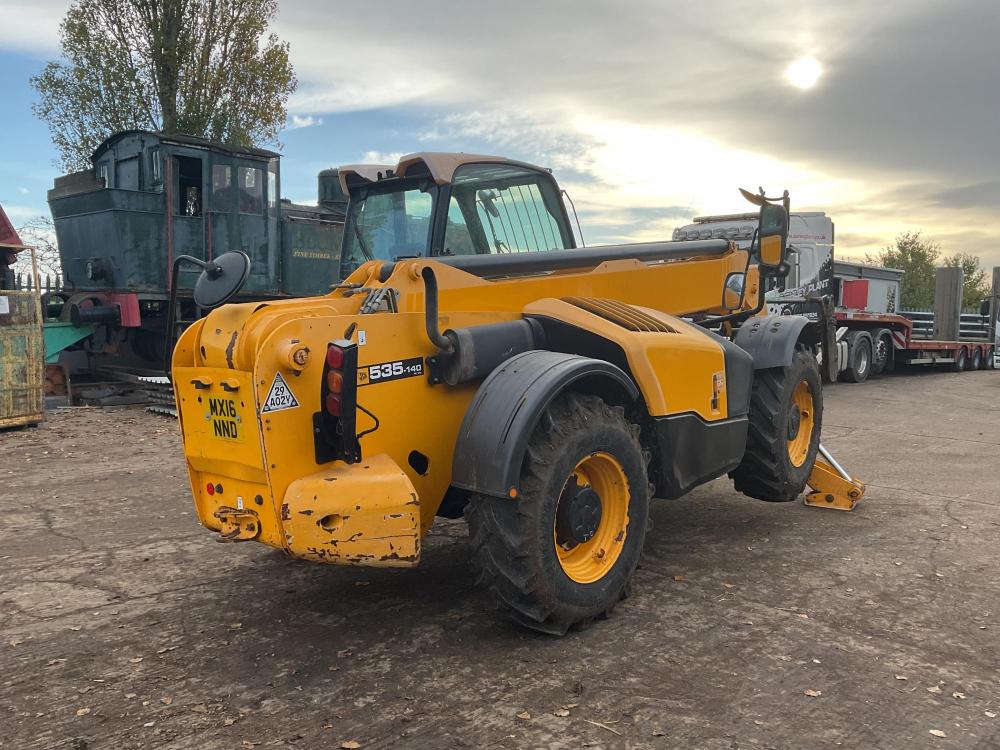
left=176, top=156, right=202, bottom=216
left=97, top=163, right=110, bottom=187
left=238, top=167, right=263, bottom=214
left=150, top=148, right=162, bottom=185
left=443, top=164, right=569, bottom=254
left=212, top=165, right=233, bottom=212
left=267, top=162, right=277, bottom=212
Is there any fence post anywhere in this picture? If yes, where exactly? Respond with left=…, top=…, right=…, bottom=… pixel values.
left=933, top=266, right=963, bottom=341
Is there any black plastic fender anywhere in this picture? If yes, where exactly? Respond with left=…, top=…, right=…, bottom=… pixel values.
left=451, top=350, right=639, bottom=499
left=733, top=315, right=811, bottom=369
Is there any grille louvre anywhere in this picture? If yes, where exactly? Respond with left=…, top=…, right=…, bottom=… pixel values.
left=562, top=296, right=677, bottom=333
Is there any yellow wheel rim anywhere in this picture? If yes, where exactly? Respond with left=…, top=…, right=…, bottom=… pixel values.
left=554, top=452, right=630, bottom=584
left=787, top=380, right=815, bottom=467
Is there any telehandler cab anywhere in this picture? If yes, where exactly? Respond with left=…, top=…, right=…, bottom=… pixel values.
left=172, top=153, right=864, bottom=634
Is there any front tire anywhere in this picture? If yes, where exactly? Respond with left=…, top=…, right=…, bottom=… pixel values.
left=841, top=331, right=872, bottom=383
left=730, top=349, right=823, bottom=501
left=466, top=392, right=650, bottom=635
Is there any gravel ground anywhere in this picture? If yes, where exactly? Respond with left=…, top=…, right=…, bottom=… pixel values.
left=1, top=368, right=998, bottom=749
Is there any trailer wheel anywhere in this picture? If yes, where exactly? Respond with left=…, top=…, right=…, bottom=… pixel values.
left=841, top=331, right=872, bottom=383
left=871, top=329, right=893, bottom=376
left=465, top=392, right=650, bottom=635
left=951, top=347, right=968, bottom=372
left=971, top=348, right=983, bottom=370
left=730, top=348, right=823, bottom=502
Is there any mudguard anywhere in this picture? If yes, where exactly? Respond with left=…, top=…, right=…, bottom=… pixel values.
left=451, top=350, right=639, bottom=499
left=734, top=314, right=811, bottom=369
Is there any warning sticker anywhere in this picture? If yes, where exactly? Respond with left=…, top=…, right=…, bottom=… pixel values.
left=262, top=371, right=300, bottom=413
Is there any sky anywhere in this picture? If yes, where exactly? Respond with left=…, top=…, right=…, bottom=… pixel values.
left=0, top=0, right=998, bottom=267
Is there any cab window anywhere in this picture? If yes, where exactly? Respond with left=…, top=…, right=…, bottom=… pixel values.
left=442, top=163, right=570, bottom=255
left=342, top=185, right=434, bottom=270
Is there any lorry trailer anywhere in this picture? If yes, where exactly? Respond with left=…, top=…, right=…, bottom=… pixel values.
left=673, top=212, right=995, bottom=382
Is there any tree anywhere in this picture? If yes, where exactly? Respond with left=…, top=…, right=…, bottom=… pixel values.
left=942, top=252, right=991, bottom=309
left=31, top=0, right=297, bottom=172
left=10, top=217, right=62, bottom=283
left=867, top=232, right=940, bottom=309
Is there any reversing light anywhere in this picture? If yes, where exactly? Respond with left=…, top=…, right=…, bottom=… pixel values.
left=325, top=393, right=342, bottom=416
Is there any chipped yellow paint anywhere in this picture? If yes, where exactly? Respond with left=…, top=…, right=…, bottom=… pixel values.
left=282, top=453, right=420, bottom=566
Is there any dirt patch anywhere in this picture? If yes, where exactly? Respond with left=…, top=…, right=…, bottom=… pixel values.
left=1, top=372, right=998, bottom=749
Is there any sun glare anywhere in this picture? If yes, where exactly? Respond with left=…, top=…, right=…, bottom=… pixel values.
left=784, top=55, right=823, bottom=90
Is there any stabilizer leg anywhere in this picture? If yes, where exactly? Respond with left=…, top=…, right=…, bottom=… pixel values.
left=804, top=444, right=866, bottom=511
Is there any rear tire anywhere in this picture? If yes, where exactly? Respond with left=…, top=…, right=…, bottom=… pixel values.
left=841, top=331, right=872, bottom=383
left=971, top=348, right=983, bottom=370
left=465, top=392, right=650, bottom=635
left=951, top=348, right=968, bottom=372
left=730, top=349, right=823, bottom=502
left=871, top=329, right=893, bottom=376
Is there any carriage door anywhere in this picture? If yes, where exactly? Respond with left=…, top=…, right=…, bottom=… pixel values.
left=170, top=154, right=206, bottom=290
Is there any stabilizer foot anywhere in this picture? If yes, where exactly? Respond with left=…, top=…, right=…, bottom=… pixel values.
left=803, top=444, right=866, bottom=511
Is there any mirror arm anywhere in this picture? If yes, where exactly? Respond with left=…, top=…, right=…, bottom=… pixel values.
left=163, top=254, right=214, bottom=377
left=696, top=288, right=767, bottom=329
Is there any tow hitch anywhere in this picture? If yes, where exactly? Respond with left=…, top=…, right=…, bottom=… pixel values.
left=213, top=506, right=262, bottom=541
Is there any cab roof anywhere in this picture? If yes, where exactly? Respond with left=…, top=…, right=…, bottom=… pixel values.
left=336, top=152, right=546, bottom=195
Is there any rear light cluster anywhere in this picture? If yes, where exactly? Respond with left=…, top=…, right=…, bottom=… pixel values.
left=315, top=339, right=360, bottom=464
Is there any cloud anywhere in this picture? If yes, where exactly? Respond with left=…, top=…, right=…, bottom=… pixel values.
left=931, top=181, right=1000, bottom=210
left=4, top=0, right=999, bottom=265
left=357, top=151, right=405, bottom=165
left=287, top=114, right=323, bottom=130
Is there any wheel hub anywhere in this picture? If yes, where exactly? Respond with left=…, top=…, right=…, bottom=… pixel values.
left=787, top=408, right=801, bottom=441
left=556, top=476, right=602, bottom=545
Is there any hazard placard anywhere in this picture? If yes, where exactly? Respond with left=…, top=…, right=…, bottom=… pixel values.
left=262, top=371, right=300, bottom=413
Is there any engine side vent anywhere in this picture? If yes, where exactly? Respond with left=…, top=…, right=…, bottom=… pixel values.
left=562, top=296, right=677, bottom=333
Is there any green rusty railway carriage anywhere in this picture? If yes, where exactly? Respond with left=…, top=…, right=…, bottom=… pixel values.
left=48, top=130, right=347, bottom=366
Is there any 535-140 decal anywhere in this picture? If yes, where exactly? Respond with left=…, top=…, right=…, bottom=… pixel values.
left=358, top=357, right=424, bottom=386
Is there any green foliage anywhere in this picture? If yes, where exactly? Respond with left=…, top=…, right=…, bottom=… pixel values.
left=867, top=232, right=940, bottom=309
left=31, top=0, right=297, bottom=172
left=942, top=252, right=991, bottom=309
left=867, top=232, right=991, bottom=310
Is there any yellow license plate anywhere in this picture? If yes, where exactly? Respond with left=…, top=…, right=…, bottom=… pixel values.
left=206, top=395, right=245, bottom=443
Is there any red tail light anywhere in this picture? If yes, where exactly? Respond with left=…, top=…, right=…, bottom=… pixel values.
left=326, top=346, right=345, bottom=369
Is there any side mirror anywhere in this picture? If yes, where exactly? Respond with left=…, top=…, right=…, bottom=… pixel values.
left=979, top=299, right=991, bottom=317
left=758, top=203, right=789, bottom=274
left=192, top=251, right=252, bottom=309
left=723, top=272, right=746, bottom=311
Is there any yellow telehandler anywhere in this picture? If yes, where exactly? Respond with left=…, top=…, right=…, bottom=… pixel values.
left=170, top=153, right=864, bottom=634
